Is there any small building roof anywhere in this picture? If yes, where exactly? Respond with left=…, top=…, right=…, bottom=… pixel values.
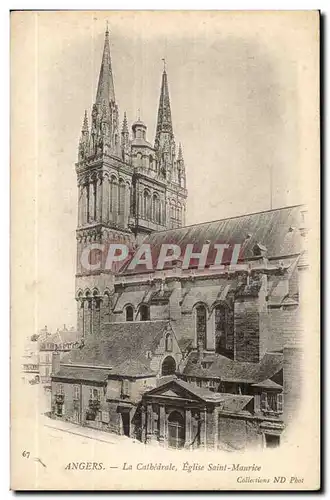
left=183, top=352, right=283, bottom=384
left=61, top=320, right=175, bottom=378
left=144, top=378, right=253, bottom=411
left=53, top=366, right=110, bottom=384
left=251, top=378, right=283, bottom=390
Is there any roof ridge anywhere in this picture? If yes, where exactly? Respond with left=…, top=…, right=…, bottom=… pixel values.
left=146, top=204, right=305, bottom=235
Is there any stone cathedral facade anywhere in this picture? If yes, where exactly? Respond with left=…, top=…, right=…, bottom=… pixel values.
left=51, top=29, right=307, bottom=451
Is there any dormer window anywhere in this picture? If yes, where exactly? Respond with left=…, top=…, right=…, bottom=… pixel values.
left=121, top=379, right=130, bottom=398
left=260, top=392, right=283, bottom=414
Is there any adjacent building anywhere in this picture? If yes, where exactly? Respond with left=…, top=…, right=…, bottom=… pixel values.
left=39, top=326, right=80, bottom=385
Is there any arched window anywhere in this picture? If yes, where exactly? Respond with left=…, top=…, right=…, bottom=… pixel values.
left=143, top=190, right=151, bottom=220
left=149, top=155, right=154, bottom=170
left=177, top=202, right=182, bottom=225
left=110, top=176, right=117, bottom=214
left=137, top=152, right=142, bottom=167
left=195, top=304, right=207, bottom=350
left=161, top=356, right=176, bottom=376
left=129, top=185, right=134, bottom=216
left=152, top=194, right=160, bottom=223
left=170, top=202, right=175, bottom=219
left=139, top=304, right=150, bottom=321
left=118, top=179, right=125, bottom=216
left=165, top=332, right=173, bottom=352
left=103, top=292, right=110, bottom=322
left=126, top=305, right=134, bottom=322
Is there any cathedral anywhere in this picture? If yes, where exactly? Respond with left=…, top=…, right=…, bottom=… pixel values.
left=51, top=28, right=307, bottom=451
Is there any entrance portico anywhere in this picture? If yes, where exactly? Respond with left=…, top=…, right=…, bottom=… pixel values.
left=141, top=378, right=224, bottom=449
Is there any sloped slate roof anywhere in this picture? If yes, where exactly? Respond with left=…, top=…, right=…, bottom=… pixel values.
left=220, top=394, right=254, bottom=412
left=53, top=366, right=110, bottom=383
left=183, top=352, right=283, bottom=384
left=252, top=378, right=283, bottom=389
left=120, top=205, right=304, bottom=275
left=113, top=290, right=147, bottom=313
left=62, top=321, right=171, bottom=377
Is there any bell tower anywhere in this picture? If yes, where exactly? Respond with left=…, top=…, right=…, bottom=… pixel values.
left=154, top=63, right=187, bottom=229
left=75, top=28, right=134, bottom=338
left=74, top=31, right=189, bottom=338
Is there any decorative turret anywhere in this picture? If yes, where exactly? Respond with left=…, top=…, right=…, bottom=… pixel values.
left=78, top=110, right=90, bottom=161
left=177, top=142, right=186, bottom=188
left=121, top=112, right=130, bottom=162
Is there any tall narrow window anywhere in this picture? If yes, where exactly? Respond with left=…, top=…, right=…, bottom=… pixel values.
left=126, top=306, right=134, bottom=322
left=177, top=202, right=182, bottom=225
left=143, top=190, right=151, bottom=220
left=110, top=176, right=117, bottom=214
left=165, top=333, right=173, bottom=352
left=215, top=306, right=227, bottom=353
left=118, top=179, right=125, bottom=216
left=214, top=303, right=234, bottom=357
left=139, top=304, right=150, bottom=321
left=195, top=305, right=207, bottom=349
left=152, top=194, right=160, bottom=223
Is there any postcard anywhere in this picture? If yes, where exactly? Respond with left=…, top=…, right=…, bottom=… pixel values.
left=11, top=10, right=320, bottom=490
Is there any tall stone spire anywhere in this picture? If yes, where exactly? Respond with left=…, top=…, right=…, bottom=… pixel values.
left=96, top=26, right=115, bottom=104
left=88, top=26, right=119, bottom=158
left=154, top=63, right=174, bottom=151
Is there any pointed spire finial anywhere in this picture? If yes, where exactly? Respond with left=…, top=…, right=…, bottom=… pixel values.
left=122, top=111, right=128, bottom=133
left=105, top=20, right=109, bottom=35
left=96, top=26, right=115, bottom=104
left=162, top=57, right=166, bottom=73
left=137, top=108, right=141, bottom=120
left=178, top=142, right=183, bottom=161
left=154, top=64, right=174, bottom=149
left=82, top=110, right=88, bottom=131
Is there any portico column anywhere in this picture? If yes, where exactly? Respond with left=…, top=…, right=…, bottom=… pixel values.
left=146, top=403, right=153, bottom=443
left=185, top=409, right=192, bottom=449
left=159, top=404, right=166, bottom=444
left=200, top=409, right=207, bottom=449
left=141, top=404, right=146, bottom=443
left=213, top=407, right=219, bottom=450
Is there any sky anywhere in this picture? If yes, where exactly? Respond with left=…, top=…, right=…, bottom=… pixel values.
left=29, top=11, right=317, bottom=332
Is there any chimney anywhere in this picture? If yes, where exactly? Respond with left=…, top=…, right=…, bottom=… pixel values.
left=51, top=352, right=61, bottom=375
